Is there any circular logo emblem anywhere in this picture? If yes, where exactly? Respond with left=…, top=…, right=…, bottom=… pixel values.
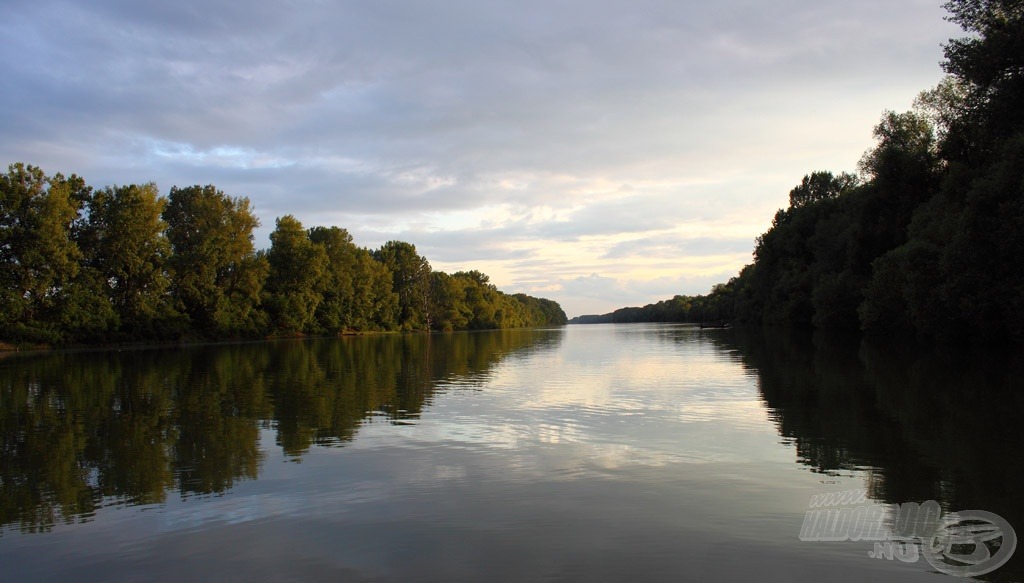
left=921, top=510, right=1017, bottom=577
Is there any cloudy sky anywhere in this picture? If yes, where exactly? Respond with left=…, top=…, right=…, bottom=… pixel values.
left=0, top=0, right=961, bottom=316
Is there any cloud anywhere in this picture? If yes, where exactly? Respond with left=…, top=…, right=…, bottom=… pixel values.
left=550, top=271, right=739, bottom=317
left=0, top=0, right=962, bottom=315
left=601, top=235, right=755, bottom=260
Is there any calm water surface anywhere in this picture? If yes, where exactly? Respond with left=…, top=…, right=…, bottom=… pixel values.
left=1, top=324, right=1021, bottom=581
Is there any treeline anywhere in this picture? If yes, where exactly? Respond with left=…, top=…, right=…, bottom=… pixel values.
left=0, top=174, right=566, bottom=345
left=569, top=288, right=735, bottom=325
left=575, top=0, right=1024, bottom=343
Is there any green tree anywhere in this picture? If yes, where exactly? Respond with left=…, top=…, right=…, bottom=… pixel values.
left=453, top=271, right=501, bottom=329
left=307, top=226, right=365, bottom=333
left=264, top=215, right=327, bottom=333
left=0, top=164, right=87, bottom=342
left=941, top=0, right=1024, bottom=160
left=788, top=171, right=858, bottom=209
left=307, top=227, right=401, bottom=332
left=355, top=250, right=400, bottom=331
left=936, top=133, right=1024, bottom=340
left=83, top=183, right=178, bottom=337
left=429, top=271, right=471, bottom=331
left=373, top=241, right=432, bottom=330
left=163, top=185, right=268, bottom=337
left=858, top=111, right=938, bottom=191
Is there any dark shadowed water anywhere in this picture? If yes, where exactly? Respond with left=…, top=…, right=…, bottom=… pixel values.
left=1, top=324, right=1021, bottom=581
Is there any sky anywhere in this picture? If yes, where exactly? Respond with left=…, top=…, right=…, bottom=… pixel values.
left=0, top=0, right=962, bottom=317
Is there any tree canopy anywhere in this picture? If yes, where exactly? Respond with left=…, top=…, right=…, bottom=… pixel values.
left=0, top=174, right=565, bottom=346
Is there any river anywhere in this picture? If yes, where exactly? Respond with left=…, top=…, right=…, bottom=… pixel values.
left=1, top=324, right=1020, bottom=581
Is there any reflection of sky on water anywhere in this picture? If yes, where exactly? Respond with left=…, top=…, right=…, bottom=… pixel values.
left=357, top=325, right=785, bottom=476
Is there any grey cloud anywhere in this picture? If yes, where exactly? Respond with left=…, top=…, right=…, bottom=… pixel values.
left=3, top=0, right=957, bottom=159
left=355, top=226, right=538, bottom=263
left=345, top=192, right=698, bottom=264
left=0, top=0, right=961, bottom=315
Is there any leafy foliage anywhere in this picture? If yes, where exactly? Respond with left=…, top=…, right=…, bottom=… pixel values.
left=162, top=185, right=269, bottom=337
left=0, top=164, right=87, bottom=343
left=373, top=241, right=433, bottom=331
left=0, top=173, right=564, bottom=345
left=82, top=183, right=178, bottom=338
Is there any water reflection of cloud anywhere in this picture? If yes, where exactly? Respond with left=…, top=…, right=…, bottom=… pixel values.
left=496, top=347, right=763, bottom=422
left=347, top=326, right=787, bottom=483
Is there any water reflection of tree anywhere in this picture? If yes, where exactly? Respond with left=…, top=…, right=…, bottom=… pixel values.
left=268, top=330, right=559, bottom=456
left=708, top=327, right=1024, bottom=580
left=0, top=329, right=561, bottom=533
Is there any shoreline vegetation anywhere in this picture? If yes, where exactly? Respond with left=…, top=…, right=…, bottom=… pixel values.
left=4, top=1, right=1021, bottom=349
left=572, top=0, right=1023, bottom=345
left=0, top=178, right=567, bottom=349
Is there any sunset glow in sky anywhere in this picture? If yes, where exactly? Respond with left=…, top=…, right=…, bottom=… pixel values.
left=0, top=0, right=961, bottom=316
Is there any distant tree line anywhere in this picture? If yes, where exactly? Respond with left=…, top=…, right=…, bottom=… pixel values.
left=0, top=175, right=566, bottom=345
left=574, top=0, right=1024, bottom=343
left=569, top=288, right=736, bottom=325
